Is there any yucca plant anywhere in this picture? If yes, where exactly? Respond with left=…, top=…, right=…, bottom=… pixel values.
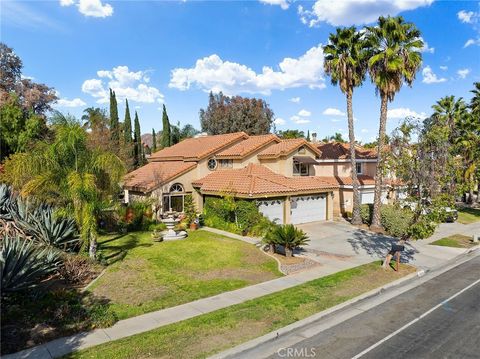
left=272, top=224, right=309, bottom=257
left=0, top=184, right=16, bottom=220
left=1, top=235, right=62, bottom=294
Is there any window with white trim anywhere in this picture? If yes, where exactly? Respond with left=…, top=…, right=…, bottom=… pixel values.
left=220, top=159, right=233, bottom=168
left=293, top=161, right=309, bottom=176
left=207, top=158, right=218, bottom=171
left=163, top=183, right=187, bottom=213
left=356, top=162, right=363, bottom=174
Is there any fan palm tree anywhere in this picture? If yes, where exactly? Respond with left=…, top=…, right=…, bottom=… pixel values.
left=3, top=115, right=126, bottom=258
left=323, top=27, right=368, bottom=225
left=469, top=83, right=480, bottom=202
left=365, top=16, right=423, bottom=230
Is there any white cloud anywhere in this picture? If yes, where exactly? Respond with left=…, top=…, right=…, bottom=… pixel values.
left=361, top=128, right=368, bottom=133
left=458, top=10, right=475, bottom=23
left=464, top=38, right=480, bottom=48
left=169, top=45, right=325, bottom=95
left=82, top=66, right=164, bottom=104
left=420, top=39, right=435, bottom=54
left=60, top=0, right=75, bottom=6
left=60, top=0, right=113, bottom=18
left=290, top=115, right=310, bottom=124
left=457, top=68, right=470, bottom=79
left=57, top=97, right=87, bottom=108
left=439, top=66, right=448, bottom=71
left=273, top=117, right=286, bottom=126
left=330, top=118, right=341, bottom=123
left=422, top=66, right=447, bottom=84
left=259, top=0, right=290, bottom=10
left=322, top=107, right=345, bottom=116
left=387, top=108, right=427, bottom=119
left=298, top=0, right=432, bottom=27
left=298, top=109, right=311, bottom=117
left=290, top=97, right=301, bottom=103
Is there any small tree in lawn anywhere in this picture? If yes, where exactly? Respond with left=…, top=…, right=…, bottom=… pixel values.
left=183, top=195, right=197, bottom=226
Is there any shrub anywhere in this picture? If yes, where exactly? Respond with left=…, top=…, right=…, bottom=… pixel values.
left=271, top=224, right=309, bottom=257
left=183, top=195, right=197, bottom=225
left=360, top=204, right=373, bottom=224
left=1, top=235, right=62, bottom=294
left=380, top=205, right=413, bottom=238
left=57, top=253, right=100, bottom=285
left=408, top=214, right=437, bottom=240
left=118, top=200, right=153, bottom=232
left=203, top=196, right=263, bottom=235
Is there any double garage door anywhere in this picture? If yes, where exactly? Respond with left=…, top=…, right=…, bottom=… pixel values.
left=291, top=195, right=327, bottom=224
left=258, top=195, right=327, bottom=225
left=361, top=190, right=388, bottom=204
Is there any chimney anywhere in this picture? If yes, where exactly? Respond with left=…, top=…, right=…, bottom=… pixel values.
left=311, top=132, right=317, bottom=143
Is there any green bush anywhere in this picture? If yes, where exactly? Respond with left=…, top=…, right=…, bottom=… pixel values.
left=271, top=224, right=309, bottom=257
left=183, top=195, right=197, bottom=225
left=118, top=200, right=153, bottom=232
left=203, top=196, right=265, bottom=235
left=408, top=215, right=437, bottom=240
left=359, top=204, right=413, bottom=238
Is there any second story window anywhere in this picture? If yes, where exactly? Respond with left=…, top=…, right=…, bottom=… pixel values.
left=207, top=158, right=218, bottom=171
left=220, top=159, right=233, bottom=168
left=356, top=162, right=363, bottom=174
left=293, top=161, right=309, bottom=176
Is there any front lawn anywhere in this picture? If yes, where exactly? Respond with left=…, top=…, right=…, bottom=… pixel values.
left=90, top=229, right=282, bottom=319
left=457, top=207, right=480, bottom=224
left=67, top=262, right=415, bottom=359
left=430, top=234, right=478, bottom=248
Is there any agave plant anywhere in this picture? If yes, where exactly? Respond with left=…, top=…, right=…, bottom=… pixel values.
left=272, top=224, right=310, bottom=257
left=1, top=235, right=62, bottom=293
left=13, top=201, right=80, bottom=251
left=0, top=184, right=17, bottom=220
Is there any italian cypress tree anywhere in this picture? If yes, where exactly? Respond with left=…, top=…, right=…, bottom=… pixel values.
left=133, top=111, right=142, bottom=167
left=123, top=99, right=132, bottom=143
left=306, top=130, right=311, bottom=142
left=109, top=89, right=120, bottom=150
left=152, top=128, right=157, bottom=152
left=161, top=104, right=171, bottom=148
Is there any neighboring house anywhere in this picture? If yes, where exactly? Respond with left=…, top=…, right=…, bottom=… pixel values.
left=314, top=142, right=401, bottom=216
left=123, top=132, right=339, bottom=224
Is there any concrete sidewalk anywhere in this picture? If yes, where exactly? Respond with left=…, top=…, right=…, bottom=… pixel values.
left=5, top=223, right=479, bottom=359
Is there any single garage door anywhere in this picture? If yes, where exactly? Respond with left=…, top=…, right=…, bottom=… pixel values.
left=258, top=199, right=284, bottom=224
left=361, top=190, right=389, bottom=204
left=361, top=191, right=374, bottom=204
left=290, top=195, right=327, bottom=224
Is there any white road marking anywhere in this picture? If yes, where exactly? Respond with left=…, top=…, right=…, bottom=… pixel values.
left=351, top=277, right=480, bottom=359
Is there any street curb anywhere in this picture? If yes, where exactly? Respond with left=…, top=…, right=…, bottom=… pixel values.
left=210, top=249, right=480, bottom=359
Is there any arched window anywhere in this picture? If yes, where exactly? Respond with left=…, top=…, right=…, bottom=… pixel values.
left=170, top=183, right=184, bottom=193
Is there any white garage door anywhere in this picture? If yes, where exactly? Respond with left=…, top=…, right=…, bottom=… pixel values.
left=361, top=190, right=389, bottom=204
left=258, top=199, right=284, bottom=224
left=361, top=191, right=374, bottom=204
left=290, top=195, right=327, bottom=224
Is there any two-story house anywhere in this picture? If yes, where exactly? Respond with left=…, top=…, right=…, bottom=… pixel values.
left=123, top=132, right=339, bottom=225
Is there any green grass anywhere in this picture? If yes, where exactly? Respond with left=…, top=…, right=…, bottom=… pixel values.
left=66, top=262, right=414, bottom=359
left=457, top=207, right=480, bottom=224
left=430, top=234, right=478, bottom=248
left=90, top=230, right=282, bottom=320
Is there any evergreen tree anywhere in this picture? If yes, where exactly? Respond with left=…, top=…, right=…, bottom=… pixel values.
left=306, top=130, right=311, bottom=142
left=152, top=128, right=157, bottom=152
left=123, top=99, right=132, bottom=143
left=133, top=111, right=142, bottom=167
left=161, top=104, right=171, bottom=148
left=109, top=88, right=120, bottom=150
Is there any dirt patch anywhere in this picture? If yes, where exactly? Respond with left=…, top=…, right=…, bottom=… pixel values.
left=272, top=254, right=305, bottom=265
left=193, top=268, right=277, bottom=284
left=241, top=246, right=272, bottom=266
left=333, top=264, right=416, bottom=297
left=182, top=319, right=271, bottom=358
left=92, top=258, right=167, bottom=306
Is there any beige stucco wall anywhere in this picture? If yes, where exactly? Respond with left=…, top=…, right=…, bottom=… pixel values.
left=260, top=146, right=317, bottom=177
left=314, top=161, right=377, bottom=177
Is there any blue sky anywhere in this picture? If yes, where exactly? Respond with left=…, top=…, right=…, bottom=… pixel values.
left=2, top=0, right=479, bottom=143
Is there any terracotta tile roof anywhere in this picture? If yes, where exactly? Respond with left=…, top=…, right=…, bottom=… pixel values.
left=216, top=134, right=280, bottom=159
left=257, top=138, right=320, bottom=159
left=123, top=161, right=196, bottom=192
left=316, top=175, right=376, bottom=186
left=317, top=142, right=377, bottom=160
left=192, top=163, right=337, bottom=198
left=149, top=132, right=248, bottom=161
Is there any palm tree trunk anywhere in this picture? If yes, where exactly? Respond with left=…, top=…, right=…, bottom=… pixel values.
left=477, top=182, right=480, bottom=204
left=89, top=233, right=97, bottom=259
left=371, top=94, right=388, bottom=231
left=285, top=246, right=293, bottom=257
left=346, top=91, right=362, bottom=225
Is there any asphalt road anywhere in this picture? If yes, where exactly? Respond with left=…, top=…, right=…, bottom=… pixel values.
left=266, top=255, right=480, bottom=359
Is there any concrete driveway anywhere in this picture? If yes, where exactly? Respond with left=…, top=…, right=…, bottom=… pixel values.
left=296, top=220, right=468, bottom=270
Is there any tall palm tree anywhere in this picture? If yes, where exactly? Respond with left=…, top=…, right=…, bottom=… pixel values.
left=3, top=115, right=126, bottom=258
left=431, top=96, right=467, bottom=135
left=470, top=83, right=480, bottom=202
left=323, top=27, right=368, bottom=225
left=365, top=16, right=423, bottom=230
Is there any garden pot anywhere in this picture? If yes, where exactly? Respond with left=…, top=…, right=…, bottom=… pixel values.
left=189, top=223, right=198, bottom=231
